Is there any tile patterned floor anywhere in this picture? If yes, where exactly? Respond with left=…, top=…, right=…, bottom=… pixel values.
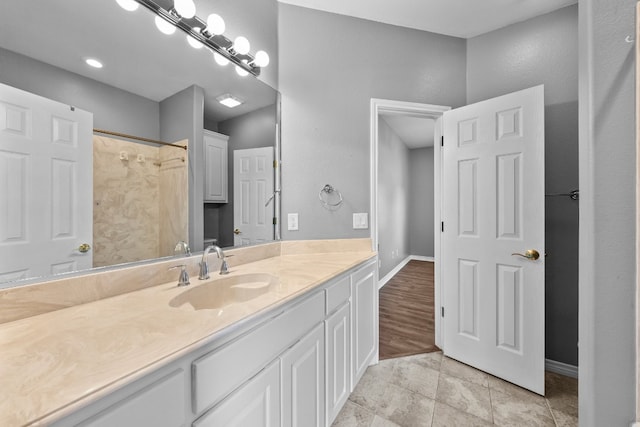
left=332, top=352, right=578, bottom=427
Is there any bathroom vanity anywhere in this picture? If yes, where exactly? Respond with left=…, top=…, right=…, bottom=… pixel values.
left=0, top=239, right=377, bottom=427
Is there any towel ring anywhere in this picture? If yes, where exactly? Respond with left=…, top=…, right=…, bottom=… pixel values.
left=319, top=184, right=343, bottom=209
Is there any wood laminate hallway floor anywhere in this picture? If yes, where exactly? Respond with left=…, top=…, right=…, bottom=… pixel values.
left=379, top=260, right=437, bottom=359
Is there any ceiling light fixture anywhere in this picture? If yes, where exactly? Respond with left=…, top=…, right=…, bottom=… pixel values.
left=116, top=0, right=139, bottom=12
left=173, top=0, right=196, bottom=19
left=128, top=0, right=267, bottom=77
left=187, top=27, right=204, bottom=49
left=155, top=15, right=176, bottom=35
left=213, top=52, right=229, bottom=66
left=216, top=94, right=243, bottom=108
left=85, top=58, right=104, bottom=68
left=204, top=14, right=225, bottom=36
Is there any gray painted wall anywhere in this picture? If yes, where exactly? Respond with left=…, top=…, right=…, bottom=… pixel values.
left=378, top=119, right=411, bottom=278
left=278, top=4, right=466, bottom=241
left=579, top=0, right=636, bottom=424
left=467, top=4, right=579, bottom=366
left=160, top=85, right=205, bottom=252
left=212, top=104, right=278, bottom=247
left=409, top=147, right=435, bottom=258
left=0, top=47, right=159, bottom=139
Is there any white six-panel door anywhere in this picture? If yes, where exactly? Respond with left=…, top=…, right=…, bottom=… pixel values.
left=233, top=147, right=274, bottom=246
left=442, top=85, right=545, bottom=394
left=0, top=83, right=93, bottom=284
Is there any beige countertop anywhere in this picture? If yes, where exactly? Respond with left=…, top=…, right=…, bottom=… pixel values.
left=0, top=244, right=376, bottom=426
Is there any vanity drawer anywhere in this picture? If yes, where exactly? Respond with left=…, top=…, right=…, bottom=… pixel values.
left=192, top=290, right=324, bottom=413
left=325, top=275, right=350, bottom=315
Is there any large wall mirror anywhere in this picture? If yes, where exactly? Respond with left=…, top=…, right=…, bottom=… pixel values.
left=0, top=0, right=279, bottom=287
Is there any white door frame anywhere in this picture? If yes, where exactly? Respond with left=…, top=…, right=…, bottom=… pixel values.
left=369, top=98, right=450, bottom=348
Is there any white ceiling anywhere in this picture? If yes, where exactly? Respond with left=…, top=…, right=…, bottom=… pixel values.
left=277, top=0, right=577, bottom=38
left=381, top=115, right=435, bottom=149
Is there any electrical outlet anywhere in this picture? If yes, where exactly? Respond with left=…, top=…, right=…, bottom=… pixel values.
left=287, top=213, right=299, bottom=231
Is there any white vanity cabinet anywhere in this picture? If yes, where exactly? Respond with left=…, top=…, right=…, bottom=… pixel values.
left=53, top=257, right=378, bottom=427
left=281, top=322, right=325, bottom=427
left=351, top=261, right=378, bottom=386
left=193, top=360, right=281, bottom=427
left=324, top=275, right=352, bottom=425
left=203, top=130, right=229, bottom=203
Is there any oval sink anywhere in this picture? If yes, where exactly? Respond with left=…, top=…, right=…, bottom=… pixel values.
left=169, top=273, right=279, bottom=311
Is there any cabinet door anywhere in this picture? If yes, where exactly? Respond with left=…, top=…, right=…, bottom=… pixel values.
left=77, top=370, right=186, bottom=427
left=352, top=262, right=377, bottom=386
left=325, top=302, right=351, bottom=425
left=193, top=360, right=280, bottom=427
left=203, top=132, right=228, bottom=203
left=281, top=322, right=325, bottom=427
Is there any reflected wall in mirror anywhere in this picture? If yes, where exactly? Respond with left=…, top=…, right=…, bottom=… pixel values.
left=0, top=0, right=279, bottom=287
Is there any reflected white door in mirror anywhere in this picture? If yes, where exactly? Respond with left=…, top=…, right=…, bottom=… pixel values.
left=0, top=83, right=93, bottom=284
left=203, top=130, right=228, bottom=203
left=233, top=147, right=275, bottom=246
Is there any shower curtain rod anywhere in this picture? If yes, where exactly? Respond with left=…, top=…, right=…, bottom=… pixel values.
left=93, top=128, right=187, bottom=150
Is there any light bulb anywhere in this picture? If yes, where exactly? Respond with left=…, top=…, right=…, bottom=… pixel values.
left=174, top=0, right=196, bottom=19
left=187, top=28, right=203, bottom=49
left=155, top=16, right=176, bottom=35
left=115, top=0, right=139, bottom=12
left=205, top=14, right=225, bottom=36
left=233, top=36, right=250, bottom=55
left=213, top=52, right=229, bottom=66
left=235, top=64, right=249, bottom=77
left=254, top=50, right=269, bottom=67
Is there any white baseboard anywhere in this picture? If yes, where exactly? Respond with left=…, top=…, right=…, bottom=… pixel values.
left=378, top=255, right=435, bottom=289
left=379, top=256, right=411, bottom=289
left=409, top=255, right=434, bottom=262
left=545, top=359, right=578, bottom=378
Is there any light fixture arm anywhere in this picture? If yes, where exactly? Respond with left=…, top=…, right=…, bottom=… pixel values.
left=134, top=0, right=261, bottom=76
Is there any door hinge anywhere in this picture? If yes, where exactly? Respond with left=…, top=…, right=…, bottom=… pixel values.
left=441, top=307, right=444, bottom=317
left=273, top=160, right=278, bottom=169
left=441, top=222, right=444, bottom=232
left=441, top=136, right=444, bottom=147
left=273, top=217, right=277, bottom=225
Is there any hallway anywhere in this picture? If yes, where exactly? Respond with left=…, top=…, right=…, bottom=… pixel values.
left=379, top=260, right=437, bottom=359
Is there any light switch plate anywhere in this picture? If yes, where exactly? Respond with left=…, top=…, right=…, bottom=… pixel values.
left=288, top=213, right=299, bottom=231
left=353, top=213, right=368, bottom=229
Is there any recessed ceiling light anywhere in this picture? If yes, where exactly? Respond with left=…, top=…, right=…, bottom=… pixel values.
left=85, top=58, right=103, bottom=68
left=216, top=94, right=243, bottom=108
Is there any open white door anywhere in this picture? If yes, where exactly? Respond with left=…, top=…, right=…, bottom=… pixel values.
left=0, top=83, right=93, bottom=284
left=233, top=147, right=275, bottom=246
left=442, top=85, right=545, bottom=394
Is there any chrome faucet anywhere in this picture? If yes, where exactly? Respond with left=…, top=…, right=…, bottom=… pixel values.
left=200, top=245, right=230, bottom=277
left=169, top=265, right=190, bottom=287
left=199, top=245, right=214, bottom=279
left=174, top=241, right=191, bottom=257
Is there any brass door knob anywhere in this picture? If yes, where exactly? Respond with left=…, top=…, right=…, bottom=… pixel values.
left=78, top=243, right=91, bottom=253
left=233, top=228, right=241, bottom=235
left=511, top=249, right=540, bottom=260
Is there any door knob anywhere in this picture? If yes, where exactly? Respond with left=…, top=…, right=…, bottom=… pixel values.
left=233, top=228, right=241, bottom=235
left=78, top=243, right=91, bottom=253
left=511, top=249, right=540, bottom=260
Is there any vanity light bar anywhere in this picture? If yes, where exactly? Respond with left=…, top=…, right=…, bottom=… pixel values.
left=134, top=0, right=261, bottom=76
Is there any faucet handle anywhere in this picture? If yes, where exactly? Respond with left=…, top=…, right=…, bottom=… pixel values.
left=169, top=265, right=190, bottom=287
